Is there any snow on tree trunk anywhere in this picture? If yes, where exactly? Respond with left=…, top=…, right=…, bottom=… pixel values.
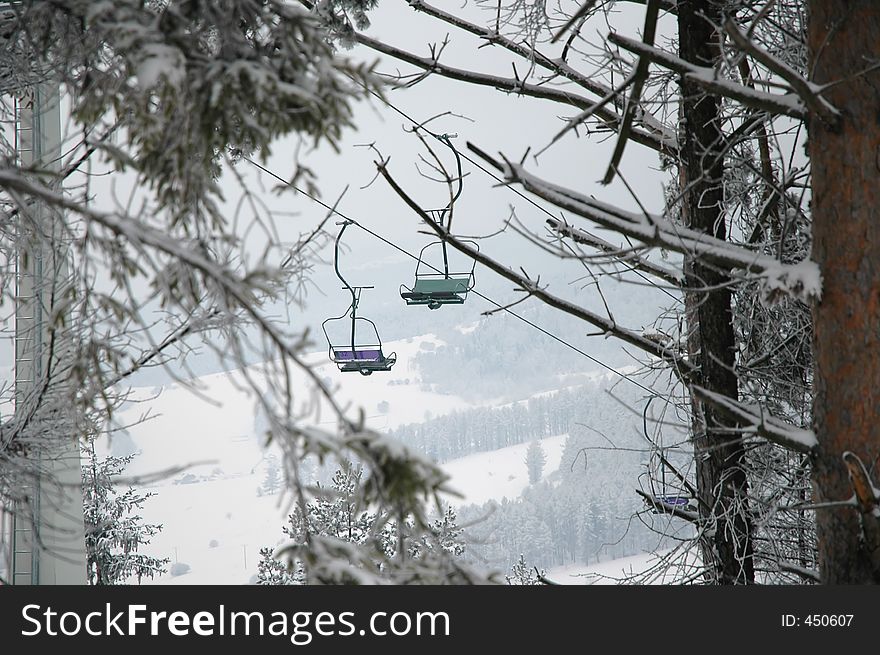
left=678, top=0, right=754, bottom=584
left=808, top=0, right=880, bottom=584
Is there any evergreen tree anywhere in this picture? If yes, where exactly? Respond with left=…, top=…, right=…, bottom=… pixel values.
left=257, top=464, right=466, bottom=584
left=257, top=454, right=284, bottom=497
left=525, top=440, right=547, bottom=485
left=255, top=547, right=304, bottom=585
left=82, top=448, right=169, bottom=585
left=506, top=555, right=543, bottom=585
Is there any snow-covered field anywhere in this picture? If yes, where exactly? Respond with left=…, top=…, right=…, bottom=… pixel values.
left=441, top=434, right=566, bottom=506
left=113, top=334, right=470, bottom=479
left=106, top=333, right=574, bottom=584
left=547, top=549, right=702, bottom=585
left=97, top=330, right=663, bottom=585
left=133, top=431, right=568, bottom=585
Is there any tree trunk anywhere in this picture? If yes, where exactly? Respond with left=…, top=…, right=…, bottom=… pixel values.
left=808, top=0, right=880, bottom=584
left=678, top=0, right=755, bottom=584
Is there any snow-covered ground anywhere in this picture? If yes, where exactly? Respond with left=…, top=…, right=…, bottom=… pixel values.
left=106, top=333, right=574, bottom=584
left=98, top=331, right=659, bottom=585
left=134, top=431, right=568, bottom=585
left=441, top=434, right=566, bottom=505
left=547, top=550, right=701, bottom=585
left=112, top=333, right=471, bottom=479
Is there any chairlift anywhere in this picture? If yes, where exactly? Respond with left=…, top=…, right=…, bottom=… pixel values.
left=400, top=212, right=479, bottom=310
left=322, top=221, right=396, bottom=376
left=647, top=446, right=695, bottom=512
left=643, top=398, right=695, bottom=512
left=400, top=133, right=478, bottom=310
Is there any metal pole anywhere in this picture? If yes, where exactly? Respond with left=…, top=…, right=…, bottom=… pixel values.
left=12, top=80, right=87, bottom=585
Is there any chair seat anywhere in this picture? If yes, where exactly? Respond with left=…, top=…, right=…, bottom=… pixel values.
left=401, top=277, right=470, bottom=306
left=333, top=348, right=382, bottom=362
left=412, top=277, right=469, bottom=294
left=331, top=349, right=396, bottom=375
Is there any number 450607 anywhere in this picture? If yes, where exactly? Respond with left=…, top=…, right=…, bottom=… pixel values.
left=804, top=615, right=853, bottom=627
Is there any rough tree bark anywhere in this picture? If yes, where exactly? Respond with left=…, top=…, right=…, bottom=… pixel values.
left=678, top=0, right=754, bottom=584
left=808, top=0, right=880, bottom=584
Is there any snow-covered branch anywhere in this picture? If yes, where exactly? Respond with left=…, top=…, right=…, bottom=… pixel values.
left=355, top=32, right=671, bottom=155
left=724, top=17, right=841, bottom=127
left=374, top=158, right=695, bottom=378
left=466, top=150, right=821, bottom=303
left=547, top=218, right=683, bottom=287
left=602, top=0, right=661, bottom=184
left=609, top=32, right=808, bottom=119
left=403, top=0, right=674, bottom=148
left=690, top=386, right=817, bottom=454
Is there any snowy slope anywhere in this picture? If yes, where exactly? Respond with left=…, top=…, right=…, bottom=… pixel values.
left=441, top=434, right=566, bottom=505
left=547, top=550, right=701, bottom=585
left=134, top=432, right=568, bottom=584
left=112, top=333, right=471, bottom=479
left=101, top=331, right=636, bottom=585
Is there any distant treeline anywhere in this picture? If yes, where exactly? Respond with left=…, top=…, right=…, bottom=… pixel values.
left=387, top=380, right=639, bottom=463
left=458, top=418, right=689, bottom=573
left=388, top=376, right=690, bottom=573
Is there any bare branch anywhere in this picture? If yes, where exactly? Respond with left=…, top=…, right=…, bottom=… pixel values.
left=372, top=158, right=695, bottom=378
left=724, top=17, right=840, bottom=127
left=609, top=32, right=807, bottom=119
left=462, top=148, right=821, bottom=302
left=547, top=218, right=683, bottom=287
left=355, top=32, right=672, bottom=155
left=777, top=561, right=821, bottom=583
left=842, top=452, right=880, bottom=576
left=550, top=0, right=600, bottom=43
left=603, top=0, right=661, bottom=184
left=690, top=386, right=817, bottom=454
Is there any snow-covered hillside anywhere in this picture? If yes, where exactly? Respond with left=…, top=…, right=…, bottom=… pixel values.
left=103, top=333, right=593, bottom=584
left=547, top=549, right=702, bottom=585
left=89, top=317, right=669, bottom=586
left=112, top=334, right=471, bottom=479
left=441, top=435, right=566, bottom=505
left=134, top=432, right=568, bottom=585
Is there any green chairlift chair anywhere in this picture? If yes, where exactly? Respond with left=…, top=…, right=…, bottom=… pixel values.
left=400, top=239, right=478, bottom=310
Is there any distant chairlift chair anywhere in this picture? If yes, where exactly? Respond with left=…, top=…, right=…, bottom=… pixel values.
left=648, top=447, right=695, bottom=512
left=323, top=307, right=396, bottom=375
left=323, top=221, right=396, bottom=376
left=400, top=133, right=478, bottom=311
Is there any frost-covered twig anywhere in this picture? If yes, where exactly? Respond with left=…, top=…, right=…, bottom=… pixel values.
left=690, top=386, right=817, bottom=454
left=463, top=151, right=821, bottom=303
left=724, top=17, right=840, bottom=127
left=374, top=158, right=695, bottom=378
left=609, top=32, right=807, bottom=119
